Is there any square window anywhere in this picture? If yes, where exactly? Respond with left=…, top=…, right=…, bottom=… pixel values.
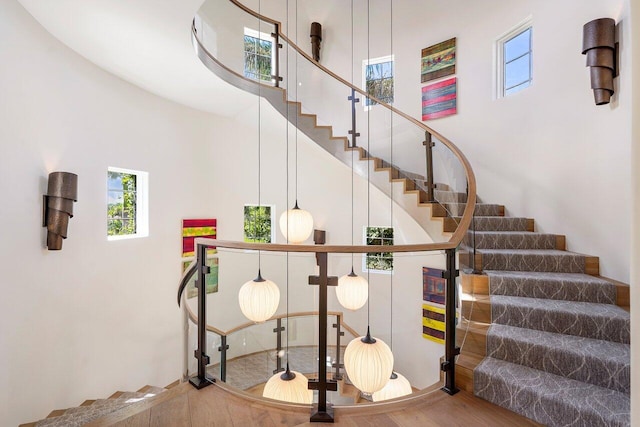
left=244, top=29, right=274, bottom=82
left=495, top=19, right=532, bottom=98
left=244, top=204, right=275, bottom=243
left=363, top=226, right=394, bottom=273
left=363, top=55, right=394, bottom=107
left=107, top=167, right=148, bottom=240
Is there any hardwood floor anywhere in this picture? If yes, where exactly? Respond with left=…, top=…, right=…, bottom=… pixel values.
left=87, top=382, right=541, bottom=427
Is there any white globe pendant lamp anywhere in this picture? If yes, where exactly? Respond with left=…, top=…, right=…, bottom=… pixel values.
left=336, top=268, right=368, bottom=311
left=238, top=270, right=280, bottom=323
left=263, top=363, right=313, bottom=404
left=343, top=327, right=394, bottom=394
left=372, top=371, right=412, bottom=402
left=279, top=201, right=314, bottom=243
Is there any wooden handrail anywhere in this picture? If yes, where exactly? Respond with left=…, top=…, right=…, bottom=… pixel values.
left=195, top=0, right=477, bottom=247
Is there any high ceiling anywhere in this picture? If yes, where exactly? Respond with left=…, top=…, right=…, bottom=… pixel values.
left=18, top=0, right=256, bottom=118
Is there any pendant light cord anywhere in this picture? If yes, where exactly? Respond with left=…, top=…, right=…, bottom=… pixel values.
left=366, top=0, right=371, bottom=327
left=285, top=0, right=290, bottom=363
left=257, top=0, right=262, bottom=269
left=294, top=0, right=299, bottom=205
left=389, top=0, right=394, bottom=352
left=350, top=0, right=355, bottom=263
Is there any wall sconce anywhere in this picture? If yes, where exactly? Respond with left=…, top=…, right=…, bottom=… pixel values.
left=582, top=18, right=617, bottom=105
left=310, top=22, right=322, bottom=62
left=43, top=172, right=78, bottom=250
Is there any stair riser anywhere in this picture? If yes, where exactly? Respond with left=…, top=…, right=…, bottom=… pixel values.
left=434, top=190, right=467, bottom=203
left=469, top=217, right=534, bottom=232
left=486, top=333, right=630, bottom=393
left=444, top=203, right=504, bottom=217
left=491, top=304, right=631, bottom=344
left=488, top=275, right=616, bottom=304
left=464, top=233, right=560, bottom=250
left=478, top=253, right=589, bottom=274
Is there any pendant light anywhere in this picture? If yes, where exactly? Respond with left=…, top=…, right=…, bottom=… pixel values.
left=279, top=0, right=313, bottom=244
left=336, top=268, right=368, bottom=310
left=239, top=4, right=279, bottom=323
left=372, top=372, right=412, bottom=402
left=336, top=0, right=368, bottom=311
left=263, top=2, right=312, bottom=403
left=279, top=201, right=314, bottom=243
left=238, top=270, right=280, bottom=323
left=344, top=327, right=394, bottom=394
left=263, top=363, right=313, bottom=404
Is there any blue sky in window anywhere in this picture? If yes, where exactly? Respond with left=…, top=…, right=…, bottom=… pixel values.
left=108, top=174, right=123, bottom=204
left=505, top=54, right=530, bottom=88
left=367, top=61, right=393, bottom=80
left=505, top=29, right=530, bottom=62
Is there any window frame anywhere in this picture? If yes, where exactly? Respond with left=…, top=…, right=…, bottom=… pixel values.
left=243, top=27, right=276, bottom=83
left=362, top=226, right=394, bottom=274
left=107, top=167, right=149, bottom=241
left=362, top=55, right=395, bottom=109
left=243, top=204, right=276, bottom=243
left=495, top=17, right=533, bottom=99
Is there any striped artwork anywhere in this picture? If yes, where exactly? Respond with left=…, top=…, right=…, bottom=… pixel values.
left=422, top=303, right=446, bottom=344
left=421, top=77, right=457, bottom=120
left=182, top=218, right=217, bottom=257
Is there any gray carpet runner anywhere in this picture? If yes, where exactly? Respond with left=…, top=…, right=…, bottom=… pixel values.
left=455, top=191, right=631, bottom=426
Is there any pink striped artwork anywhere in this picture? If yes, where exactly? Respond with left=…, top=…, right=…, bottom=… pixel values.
left=421, top=77, right=457, bottom=121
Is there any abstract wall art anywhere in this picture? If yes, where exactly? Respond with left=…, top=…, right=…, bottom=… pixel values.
left=421, top=38, right=456, bottom=83
left=422, top=77, right=457, bottom=121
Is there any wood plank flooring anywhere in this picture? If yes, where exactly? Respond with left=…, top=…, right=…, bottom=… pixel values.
left=87, top=382, right=541, bottom=427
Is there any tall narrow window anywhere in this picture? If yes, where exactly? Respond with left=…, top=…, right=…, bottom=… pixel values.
left=363, top=226, right=394, bottom=272
left=496, top=19, right=533, bottom=98
left=363, top=55, right=394, bottom=107
left=244, top=28, right=274, bottom=82
left=107, top=167, right=148, bottom=240
left=244, top=204, right=275, bottom=243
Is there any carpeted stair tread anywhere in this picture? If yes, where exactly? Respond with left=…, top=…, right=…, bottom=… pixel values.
left=478, top=249, right=586, bottom=273
left=459, top=216, right=533, bottom=231
left=491, top=295, right=630, bottom=343
left=487, top=324, right=630, bottom=393
left=466, top=231, right=558, bottom=250
left=485, top=271, right=616, bottom=304
left=443, top=203, right=503, bottom=217
left=474, top=357, right=630, bottom=427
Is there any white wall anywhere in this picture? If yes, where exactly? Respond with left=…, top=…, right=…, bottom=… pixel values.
left=630, top=1, right=639, bottom=425
left=0, top=2, right=218, bottom=425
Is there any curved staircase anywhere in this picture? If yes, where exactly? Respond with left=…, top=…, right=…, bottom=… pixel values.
left=454, top=191, right=631, bottom=426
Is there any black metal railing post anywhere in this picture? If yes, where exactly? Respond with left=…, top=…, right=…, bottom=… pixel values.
left=189, top=243, right=214, bottom=389
left=332, top=315, right=344, bottom=381
left=218, top=335, right=229, bottom=382
left=271, top=25, right=284, bottom=88
left=441, top=248, right=460, bottom=395
left=273, top=318, right=285, bottom=374
left=347, top=89, right=360, bottom=148
left=423, top=131, right=436, bottom=203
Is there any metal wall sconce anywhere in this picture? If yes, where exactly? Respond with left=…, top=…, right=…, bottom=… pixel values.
left=310, top=22, right=322, bottom=62
left=43, top=172, right=78, bottom=250
left=582, top=18, right=617, bottom=105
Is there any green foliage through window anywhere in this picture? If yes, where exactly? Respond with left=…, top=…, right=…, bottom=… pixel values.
left=244, top=205, right=272, bottom=243
left=365, top=60, right=394, bottom=106
left=244, top=34, right=273, bottom=82
left=107, top=171, right=137, bottom=236
left=365, top=226, right=393, bottom=271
